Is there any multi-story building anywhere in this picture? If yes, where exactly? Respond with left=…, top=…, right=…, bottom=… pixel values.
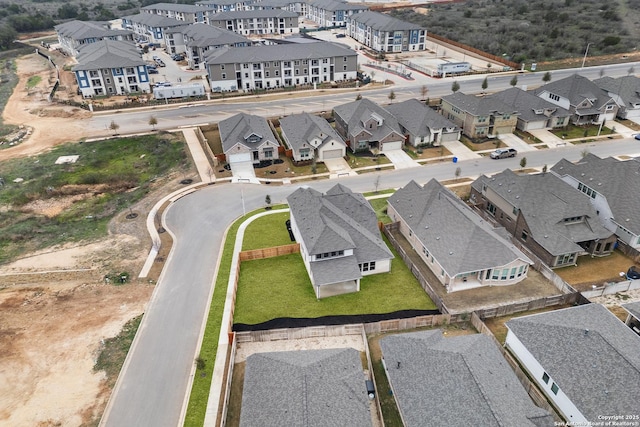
left=121, top=13, right=184, bottom=46
left=73, top=40, right=151, bottom=98
left=346, top=11, right=426, bottom=53
left=164, top=23, right=251, bottom=68
left=441, top=92, right=519, bottom=139
left=54, top=20, right=134, bottom=57
left=209, top=9, right=299, bottom=35
left=196, top=0, right=250, bottom=13
left=205, top=41, right=357, bottom=92
left=141, top=2, right=210, bottom=24
left=246, top=0, right=307, bottom=15
left=306, top=0, right=368, bottom=28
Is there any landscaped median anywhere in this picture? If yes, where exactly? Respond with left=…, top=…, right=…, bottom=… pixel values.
left=183, top=197, right=436, bottom=426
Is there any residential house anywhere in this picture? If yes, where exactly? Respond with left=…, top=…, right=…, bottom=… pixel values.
left=388, top=179, right=532, bottom=292
left=490, top=87, right=571, bottom=131
left=346, top=11, right=426, bottom=53
left=622, top=301, right=640, bottom=335
left=332, top=98, right=405, bottom=153
left=163, top=23, right=250, bottom=68
left=239, top=348, right=372, bottom=427
left=73, top=40, right=151, bottom=98
left=279, top=112, right=347, bottom=162
left=594, top=75, right=640, bottom=120
left=209, top=9, right=300, bottom=35
left=470, top=169, right=616, bottom=268
left=287, top=184, right=393, bottom=298
left=306, top=0, right=368, bottom=28
left=386, top=98, right=460, bottom=147
left=196, top=0, right=250, bottom=13
left=441, top=91, right=519, bottom=139
left=551, top=154, right=640, bottom=251
left=140, top=2, right=210, bottom=24
left=380, top=330, right=554, bottom=427
left=121, top=13, right=184, bottom=46
left=505, top=303, right=640, bottom=424
left=54, top=20, right=134, bottom=57
left=247, top=0, right=307, bottom=15
left=205, top=41, right=357, bottom=92
left=219, top=113, right=280, bottom=165
left=533, top=73, right=618, bottom=125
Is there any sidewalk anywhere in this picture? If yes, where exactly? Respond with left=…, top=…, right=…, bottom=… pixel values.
left=180, top=127, right=214, bottom=182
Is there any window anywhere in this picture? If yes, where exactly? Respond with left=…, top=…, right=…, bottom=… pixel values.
left=510, top=267, right=516, bottom=279
left=501, top=268, right=509, bottom=280
left=487, top=202, right=496, bottom=216
left=221, top=73, right=226, bottom=79
left=521, top=230, right=528, bottom=241
left=551, top=383, right=559, bottom=395
left=221, top=64, right=225, bottom=70
left=542, top=373, right=549, bottom=384
left=360, top=261, right=376, bottom=272
left=517, top=265, right=525, bottom=277
left=548, top=93, right=560, bottom=102
left=492, top=270, right=499, bottom=280
left=125, top=68, right=134, bottom=74
left=343, top=65, right=347, bottom=71
left=275, top=70, right=279, bottom=76
left=422, top=246, right=429, bottom=257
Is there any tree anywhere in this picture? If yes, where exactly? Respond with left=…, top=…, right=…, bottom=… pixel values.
left=388, top=90, right=396, bottom=104
left=109, top=120, right=120, bottom=135
left=542, top=71, right=552, bottom=83
left=57, top=4, right=78, bottom=19
left=148, top=115, right=158, bottom=130
left=542, top=164, right=548, bottom=174
left=481, top=77, right=488, bottom=92
left=311, top=157, right=317, bottom=175
left=0, top=24, right=17, bottom=51
left=510, top=75, right=518, bottom=87
left=420, top=85, right=428, bottom=100
left=265, top=195, right=271, bottom=210
left=451, top=81, right=460, bottom=93
left=520, top=157, right=527, bottom=169
left=355, top=93, right=362, bottom=101
left=581, top=148, right=590, bottom=158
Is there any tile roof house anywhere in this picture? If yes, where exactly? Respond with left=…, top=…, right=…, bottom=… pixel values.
left=533, top=73, right=618, bottom=125
left=219, top=113, right=280, bottom=165
left=346, top=11, right=426, bottom=53
left=380, top=330, right=554, bottom=427
left=505, top=303, right=640, bottom=424
left=209, top=9, right=300, bottom=35
left=593, top=75, right=640, bottom=120
left=72, top=40, right=151, bottom=98
left=332, top=98, right=405, bottom=153
left=163, top=23, right=250, bottom=69
left=490, top=87, right=571, bottom=131
left=471, top=169, right=616, bottom=268
left=388, top=179, right=532, bottom=293
left=54, top=20, right=134, bottom=57
left=279, top=112, right=347, bottom=163
left=121, top=13, right=185, bottom=46
left=441, top=91, right=519, bottom=139
left=386, top=98, right=460, bottom=147
left=287, top=184, right=393, bottom=299
left=306, top=0, right=368, bottom=28
left=141, top=2, right=210, bottom=24
left=239, top=348, right=372, bottom=427
left=551, top=154, right=640, bottom=251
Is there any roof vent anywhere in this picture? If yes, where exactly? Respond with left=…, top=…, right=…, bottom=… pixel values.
left=425, top=226, right=429, bottom=229
left=449, top=251, right=453, bottom=255
left=515, top=195, right=520, bottom=199
left=436, top=236, right=440, bottom=240
left=584, top=329, right=589, bottom=335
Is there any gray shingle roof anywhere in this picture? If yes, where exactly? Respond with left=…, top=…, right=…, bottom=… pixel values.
left=389, top=179, right=531, bottom=277
left=551, top=154, right=640, bottom=236
left=533, top=73, right=614, bottom=111
left=122, top=13, right=184, bottom=28
left=287, top=184, right=393, bottom=285
left=55, top=20, right=132, bottom=41
left=247, top=0, right=297, bottom=8
left=218, top=112, right=277, bottom=152
left=442, top=91, right=518, bottom=117
left=280, top=112, right=346, bottom=153
left=386, top=98, right=458, bottom=138
left=593, top=75, right=640, bottom=109
left=332, top=98, right=403, bottom=141
left=308, top=0, right=368, bottom=12
left=347, top=10, right=424, bottom=31
left=472, top=169, right=614, bottom=256
left=506, top=303, right=640, bottom=421
left=166, top=22, right=249, bottom=47
left=240, top=348, right=372, bottom=427
left=380, top=330, right=553, bottom=427
left=623, top=301, right=640, bottom=321
left=490, top=87, right=570, bottom=124
left=210, top=9, right=298, bottom=20
left=198, top=0, right=246, bottom=6
left=141, top=2, right=209, bottom=13
left=204, top=41, right=355, bottom=63
left=72, top=39, right=145, bottom=71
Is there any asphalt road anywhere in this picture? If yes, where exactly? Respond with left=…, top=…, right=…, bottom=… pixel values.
left=100, top=129, right=640, bottom=426
left=88, top=62, right=640, bottom=136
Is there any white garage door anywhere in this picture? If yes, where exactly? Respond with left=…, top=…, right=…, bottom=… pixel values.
left=323, top=149, right=343, bottom=159
left=228, top=152, right=251, bottom=164
left=382, top=141, right=402, bottom=151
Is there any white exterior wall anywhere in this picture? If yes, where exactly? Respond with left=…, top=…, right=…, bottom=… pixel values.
left=362, top=258, right=391, bottom=276
left=538, top=90, right=572, bottom=110
left=505, top=330, right=588, bottom=424
left=317, top=139, right=346, bottom=161
left=209, top=78, right=238, bottom=92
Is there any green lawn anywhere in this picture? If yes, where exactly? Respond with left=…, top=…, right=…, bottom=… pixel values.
left=368, top=197, right=392, bottom=224
left=550, top=123, right=613, bottom=139
left=242, top=211, right=291, bottom=250
left=234, top=241, right=436, bottom=325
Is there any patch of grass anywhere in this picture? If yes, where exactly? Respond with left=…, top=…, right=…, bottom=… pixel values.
left=368, top=334, right=405, bottom=427
left=242, top=211, right=291, bottom=250
left=234, top=240, right=436, bottom=325
left=550, top=124, right=610, bottom=139
left=0, top=57, right=19, bottom=140
left=94, top=314, right=144, bottom=388
left=26, top=75, right=41, bottom=89
left=0, top=133, right=188, bottom=264
left=368, top=197, right=392, bottom=224
left=364, top=188, right=396, bottom=197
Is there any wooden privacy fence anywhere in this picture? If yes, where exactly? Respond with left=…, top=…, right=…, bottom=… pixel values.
left=473, top=292, right=583, bottom=320
left=238, top=243, right=299, bottom=262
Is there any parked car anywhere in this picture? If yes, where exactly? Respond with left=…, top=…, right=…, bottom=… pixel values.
left=155, top=59, right=166, bottom=67
left=335, top=33, right=346, bottom=38
left=627, top=266, right=640, bottom=280
left=634, top=134, right=640, bottom=140
left=171, top=53, right=184, bottom=61
left=148, top=68, right=159, bottom=74
left=490, top=148, right=518, bottom=159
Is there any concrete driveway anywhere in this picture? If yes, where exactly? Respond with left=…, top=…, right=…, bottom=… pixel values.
left=500, top=133, right=537, bottom=152
left=324, top=158, right=357, bottom=177
left=230, top=161, right=259, bottom=183
left=384, top=149, right=420, bottom=169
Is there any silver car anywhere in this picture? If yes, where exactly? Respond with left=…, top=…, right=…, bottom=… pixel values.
left=490, top=148, right=517, bottom=159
